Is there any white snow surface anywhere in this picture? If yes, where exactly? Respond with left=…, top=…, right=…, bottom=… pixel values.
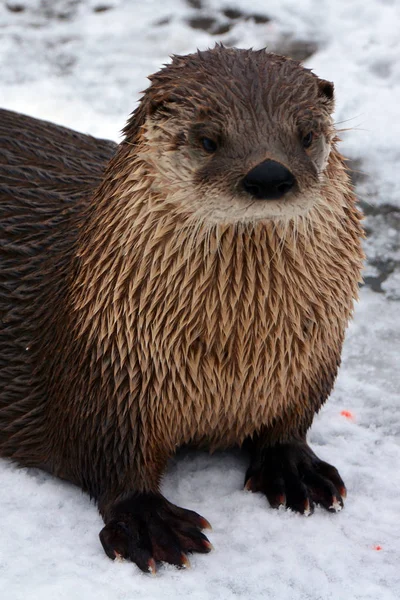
left=0, top=1, right=399, bottom=599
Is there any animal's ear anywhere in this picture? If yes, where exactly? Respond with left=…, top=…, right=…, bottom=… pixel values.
left=122, top=86, right=160, bottom=143
left=122, top=84, right=184, bottom=143
left=317, top=78, right=335, bottom=111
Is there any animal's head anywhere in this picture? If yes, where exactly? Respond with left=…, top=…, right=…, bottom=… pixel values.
left=124, top=45, right=336, bottom=224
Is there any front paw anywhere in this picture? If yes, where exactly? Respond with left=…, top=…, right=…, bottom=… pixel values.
left=99, top=492, right=212, bottom=573
left=245, top=441, right=346, bottom=514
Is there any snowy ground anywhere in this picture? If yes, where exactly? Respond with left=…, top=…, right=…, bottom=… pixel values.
left=0, top=1, right=399, bottom=599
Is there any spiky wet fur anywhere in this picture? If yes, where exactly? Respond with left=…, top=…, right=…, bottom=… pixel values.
left=0, top=48, right=364, bottom=515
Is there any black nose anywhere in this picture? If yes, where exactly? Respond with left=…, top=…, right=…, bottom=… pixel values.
left=242, top=160, right=296, bottom=200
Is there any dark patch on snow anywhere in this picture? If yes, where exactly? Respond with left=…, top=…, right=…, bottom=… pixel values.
left=6, top=0, right=82, bottom=21
left=273, top=39, right=318, bottom=62
left=346, top=158, right=368, bottom=187
left=187, top=16, right=217, bottom=32
left=155, top=16, right=171, bottom=26
left=186, top=0, right=203, bottom=8
left=222, top=8, right=270, bottom=24
left=361, top=205, right=400, bottom=294
left=93, top=4, right=114, bottom=12
left=249, top=13, right=270, bottom=24
left=6, top=2, right=26, bottom=12
left=363, top=262, right=396, bottom=293
left=213, top=22, right=234, bottom=35
left=186, top=15, right=235, bottom=35
left=360, top=201, right=400, bottom=218
left=222, top=8, right=243, bottom=20
left=186, top=5, right=271, bottom=36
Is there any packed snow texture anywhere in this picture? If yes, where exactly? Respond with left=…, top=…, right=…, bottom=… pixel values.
left=0, top=1, right=399, bottom=599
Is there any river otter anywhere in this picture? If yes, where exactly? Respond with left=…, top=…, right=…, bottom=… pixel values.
left=0, top=46, right=364, bottom=573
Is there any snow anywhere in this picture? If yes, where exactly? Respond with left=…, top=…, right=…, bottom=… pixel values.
left=0, top=1, right=399, bottom=598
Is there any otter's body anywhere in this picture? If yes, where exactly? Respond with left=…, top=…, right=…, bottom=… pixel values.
left=0, top=47, right=364, bottom=573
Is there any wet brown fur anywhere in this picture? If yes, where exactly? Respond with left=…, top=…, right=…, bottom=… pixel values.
left=0, top=47, right=364, bottom=517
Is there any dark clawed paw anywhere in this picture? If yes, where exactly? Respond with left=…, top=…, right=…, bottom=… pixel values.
left=244, top=441, right=346, bottom=515
left=99, top=493, right=212, bottom=574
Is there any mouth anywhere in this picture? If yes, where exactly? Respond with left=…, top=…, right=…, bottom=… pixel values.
left=222, top=184, right=319, bottom=224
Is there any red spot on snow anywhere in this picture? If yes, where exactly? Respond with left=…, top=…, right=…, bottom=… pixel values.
left=373, top=545, right=383, bottom=551
left=340, top=410, right=355, bottom=420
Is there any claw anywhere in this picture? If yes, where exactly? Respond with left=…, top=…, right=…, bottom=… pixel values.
left=277, top=494, right=286, bottom=507
left=180, top=554, right=191, bottom=569
left=199, top=516, right=213, bottom=531
left=303, top=499, right=312, bottom=516
left=329, top=496, right=343, bottom=512
left=268, top=492, right=286, bottom=509
left=147, top=558, right=157, bottom=576
left=244, top=477, right=254, bottom=491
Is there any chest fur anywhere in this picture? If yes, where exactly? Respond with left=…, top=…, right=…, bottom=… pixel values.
left=95, top=221, right=358, bottom=448
left=72, top=177, right=363, bottom=450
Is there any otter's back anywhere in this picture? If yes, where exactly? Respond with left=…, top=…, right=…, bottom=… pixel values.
left=0, top=109, right=116, bottom=459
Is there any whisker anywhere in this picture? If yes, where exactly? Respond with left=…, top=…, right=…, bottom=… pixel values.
left=334, top=114, right=364, bottom=126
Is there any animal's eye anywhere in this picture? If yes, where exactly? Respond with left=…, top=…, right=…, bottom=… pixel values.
left=302, top=132, right=314, bottom=149
left=201, top=137, right=217, bottom=153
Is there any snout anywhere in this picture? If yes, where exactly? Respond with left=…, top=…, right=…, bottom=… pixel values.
left=242, top=160, right=296, bottom=200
